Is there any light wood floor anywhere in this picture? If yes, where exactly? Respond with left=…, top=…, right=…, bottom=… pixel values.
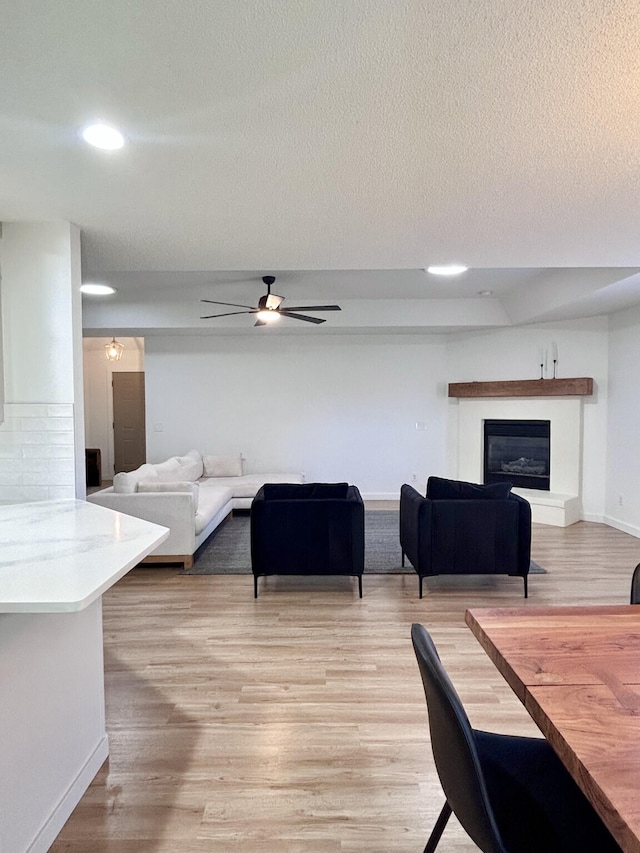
left=50, top=521, right=640, bottom=853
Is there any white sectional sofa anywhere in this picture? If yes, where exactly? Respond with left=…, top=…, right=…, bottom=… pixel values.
left=86, top=450, right=303, bottom=568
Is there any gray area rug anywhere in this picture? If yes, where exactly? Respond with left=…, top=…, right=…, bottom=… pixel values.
left=183, top=510, right=545, bottom=576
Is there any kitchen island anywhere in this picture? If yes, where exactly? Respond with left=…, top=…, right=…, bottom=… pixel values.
left=0, top=499, right=168, bottom=853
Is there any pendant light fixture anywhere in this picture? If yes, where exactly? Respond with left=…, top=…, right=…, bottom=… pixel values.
left=105, top=337, right=124, bottom=362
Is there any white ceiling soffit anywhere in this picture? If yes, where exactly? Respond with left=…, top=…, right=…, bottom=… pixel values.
left=4, top=1, right=640, bottom=333
left=80, top=267, right=640, bottom=336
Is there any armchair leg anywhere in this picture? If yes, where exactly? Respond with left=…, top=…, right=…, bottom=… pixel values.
left=419, top=575, right=423, bottom=599
left=358, top=575, right=362, bottom=598
left=524, top=574, right=528, bottom=598
left=423, top=801, right=452, bottom=853
left=254, top=575, right=258, bottom=598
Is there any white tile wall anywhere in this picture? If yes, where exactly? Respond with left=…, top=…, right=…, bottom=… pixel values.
left=0, top=404, right=76, bottom=501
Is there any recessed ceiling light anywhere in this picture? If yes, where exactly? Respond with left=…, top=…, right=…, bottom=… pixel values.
left=80, top=283, right=117, bottom=295
left=478, top=289, right=494, bottom=297
left=425, top=264, right=469, bottom=276
left=81, top=123, right=125, bottom=150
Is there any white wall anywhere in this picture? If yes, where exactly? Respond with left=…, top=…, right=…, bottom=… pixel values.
left=0, top=222, right=85, bottom=501
left=88, top=315, right=640, bottom=530
left=444, top=318, right=610, bottom=519
left=83, top=338, right=145, bottom=482
left=606, top=304, right=640, bottom=536
left=144, top=334, right=448, bottom=499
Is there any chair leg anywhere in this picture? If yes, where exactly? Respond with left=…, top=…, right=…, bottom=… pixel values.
left=423, top=801, right=452, bottom=853
left=358, top=575, right=362, bottom=598
left=524, top=574, right=528, bottom=598
left=254, top=575, right=258, bottom=598
left=419, top=575, right=423, bottom=599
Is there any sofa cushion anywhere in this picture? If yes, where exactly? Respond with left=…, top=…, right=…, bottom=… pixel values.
left=262, top=482, right=349, bottom=500
left=202, top=454, right=243, bottom=477
left=113, top=463, right=159, bottom=494
left=153, top=458, right=183, bottom=481
left=262, top=483, right=315, bottom=500
left=310, top=482, right=349, bottom=499
left=199, top=472, right=304, bottom=499
left=427, top=476, right=512, bottom=501
left=194, top=486, right=234, bottom=535
left=174, top=450, right=203, bottom=482
left=137, top=480, right=199, bottom=512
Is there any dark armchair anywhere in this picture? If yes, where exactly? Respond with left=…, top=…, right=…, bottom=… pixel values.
left=400, top=477, right=531, bottom=598
left=250, top=482, right=365, bottom=598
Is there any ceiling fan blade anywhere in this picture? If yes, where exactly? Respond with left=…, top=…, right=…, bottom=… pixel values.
left=200, top=310, right=256, bottom=319
left=279, top=311, right=326, bottom=324
left=282, top=305, right=341, bottom=312
left=201, top=299, right=255, bottom=310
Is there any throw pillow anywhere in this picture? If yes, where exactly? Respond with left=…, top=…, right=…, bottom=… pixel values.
left=113, top=463, right=159, bottom=494
left=427, top=476, right=512, bottom=501
left=262, top=483, right=313, bottom=501
left=262, top=483, right=349, bottom=500
left=153, top=457, right=183, bottom=481
left=202, top=454, right=243, bottom=478
left=263, top=483, right=315, bottom=500
left=310, top=482, right=349, bottom=499
left=175, top=450, right=204, bottom=482
left=136, top=480, right=199, bottom=512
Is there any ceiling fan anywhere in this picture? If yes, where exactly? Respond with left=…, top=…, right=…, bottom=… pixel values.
left=200, top=275, right=341, bottom=326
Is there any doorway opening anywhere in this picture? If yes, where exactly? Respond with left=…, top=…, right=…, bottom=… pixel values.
left=82, top=337, right=146, bottom=485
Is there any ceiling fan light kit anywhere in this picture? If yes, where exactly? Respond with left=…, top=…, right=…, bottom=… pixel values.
left=200, top=275, right=341, bottom=327
left=256, top=309, right=280, bottom=323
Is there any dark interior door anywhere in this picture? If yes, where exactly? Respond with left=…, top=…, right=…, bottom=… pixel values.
left=113, top=371, right=146, bottom=474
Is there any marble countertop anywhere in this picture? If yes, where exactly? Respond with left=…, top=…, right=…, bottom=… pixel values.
left=0, top=499, right=169, bottom=613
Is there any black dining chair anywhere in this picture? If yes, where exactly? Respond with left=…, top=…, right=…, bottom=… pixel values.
left=411, top=623, right=622, bottom=853
left=630, top=562, right=640, bottom=604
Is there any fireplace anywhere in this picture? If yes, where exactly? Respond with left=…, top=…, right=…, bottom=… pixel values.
left=457, top=398, right=581, bottom=525
left=483, top=419, right=551, bottom=491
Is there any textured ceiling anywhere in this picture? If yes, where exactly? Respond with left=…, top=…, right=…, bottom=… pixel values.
left=3, top=1, right=640, bottom=333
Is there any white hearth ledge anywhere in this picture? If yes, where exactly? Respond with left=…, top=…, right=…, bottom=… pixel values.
left=512, top=488, right=581, bottom=527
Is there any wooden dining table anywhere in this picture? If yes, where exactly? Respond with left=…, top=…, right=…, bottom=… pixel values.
left=466, top=604, right=640, bottom=853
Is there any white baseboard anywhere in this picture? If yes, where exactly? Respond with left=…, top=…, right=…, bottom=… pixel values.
left=27, top=735, right=109, bottom=853
left=602, top=515, right=640, bottom=539
left=581, top=512, right=606, bottom=524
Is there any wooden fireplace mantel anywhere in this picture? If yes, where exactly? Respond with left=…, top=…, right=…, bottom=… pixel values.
left=448, top=378, right=594, bottom=398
